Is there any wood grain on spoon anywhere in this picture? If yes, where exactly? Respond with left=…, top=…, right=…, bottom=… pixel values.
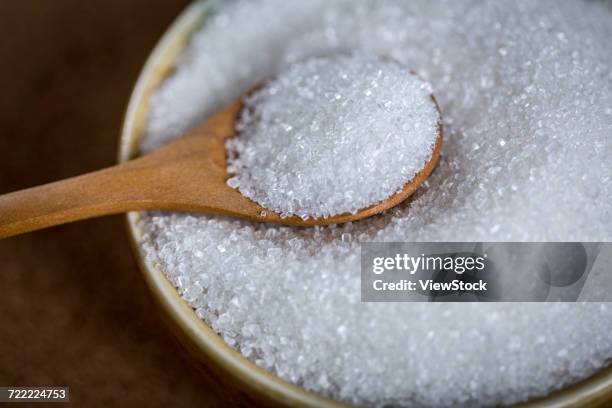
left=0, top=97, right=443, bottom=240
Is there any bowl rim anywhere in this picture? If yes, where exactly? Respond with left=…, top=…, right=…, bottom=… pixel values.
left=118, top=2, right=612, bottom=407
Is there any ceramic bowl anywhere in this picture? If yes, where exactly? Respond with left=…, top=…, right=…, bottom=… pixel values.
left=119, top=2, right=612, bottom=407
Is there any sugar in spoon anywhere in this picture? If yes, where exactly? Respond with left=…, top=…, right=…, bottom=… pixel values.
left=0, top=96, right=442, bottom=240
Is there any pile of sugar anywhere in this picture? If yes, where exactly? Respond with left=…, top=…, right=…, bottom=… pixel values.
left=138, top=0, right=612, bottom=407
left=225, top=54, right=439, bottom=219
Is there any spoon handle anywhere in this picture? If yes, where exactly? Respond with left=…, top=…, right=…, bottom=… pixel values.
left=0, top=161, right=157, bottom=239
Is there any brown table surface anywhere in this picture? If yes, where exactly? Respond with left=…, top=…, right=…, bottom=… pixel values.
left=0, top=2, right=255, bottom=406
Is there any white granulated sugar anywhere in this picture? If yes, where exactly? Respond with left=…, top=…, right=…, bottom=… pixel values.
left=138, top=0, right=612, bottom=407
left=225, top=54, right=438, bottom=219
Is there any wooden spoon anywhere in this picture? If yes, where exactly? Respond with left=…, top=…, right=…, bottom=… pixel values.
left=0, top=96, right=443, bottom=240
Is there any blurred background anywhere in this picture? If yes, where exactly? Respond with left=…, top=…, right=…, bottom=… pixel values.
left=0, top=2, right=253, bottom=406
